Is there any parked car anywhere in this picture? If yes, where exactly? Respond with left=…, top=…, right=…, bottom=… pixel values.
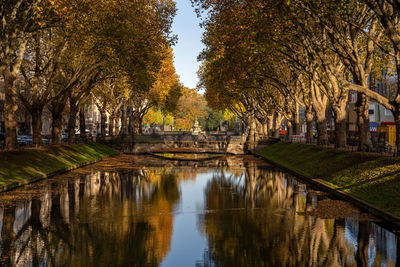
left=61, top=132, right=69, bottom=143
left=279, top=130, right=287, bottom=137
left=17, top=135, right=33, bottom=146
left=42, top=134, right=51, bottom=145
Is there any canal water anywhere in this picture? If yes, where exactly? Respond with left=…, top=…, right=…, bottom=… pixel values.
left=0, top=154, right=398, bottom=266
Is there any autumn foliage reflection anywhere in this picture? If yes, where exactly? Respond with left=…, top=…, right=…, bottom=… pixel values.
left=198, top=165, right=399, bottom=266
left=0, top=168, right=181, bottom=266
left=0, top=156, right=398, bottom=266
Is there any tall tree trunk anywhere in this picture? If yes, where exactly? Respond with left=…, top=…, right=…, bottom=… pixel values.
left=273, top=113, right=283, bottom=138
left=132, top=115, right=140, bottom=135
left=310, top=80, right=329, bottom=145
left=68, top=97, right=78, bottom=144
left=100, top=111, right=107, bottom=138
left=393, top=104, right=400, bottom=156
left=109, top=116, right=115, bottom=137
left=120, top=103, right=128, bottom=136
left=267, top=115, right=274, bottom=136
left=255, top=118, right=263, bottom=137
left=49, top=96, right=66, bottom=145
left=242, top=125, right=249, bottom=143
left=128, top=108, right=134, bottom=134
left=115, top=116, right=120, bottom=135
left=293, top=102, right=300, bottom=135
left=79, top=107, right=87, bottom=142
left=139, top=116, right=144, bottom=135
left=287, top=119, right=293, bottom=138
left=262, top=118, right=268, bottom=137
left=31, top=107, right=43, bottom=146
left=273, top=128, right=280, bottom=138
left=246, top=113, right=257, bottom=153
left=3, top=72, right=19, bottom=149
left=393, top=59, right=400, bottom=155
left=2, top=40, right=27, bottom=150
left=51, top=113, right=62, bottom=145
left=305, top=106, right=314, bottom=144
left=332, top=105, right=347, bottom=148
left=355, top=93, right=370, bottom=151
left=316, top=111, right=328, bottom=146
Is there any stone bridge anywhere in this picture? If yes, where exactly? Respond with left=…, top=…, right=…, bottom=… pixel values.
left=102, top=132, right=275, bottom=155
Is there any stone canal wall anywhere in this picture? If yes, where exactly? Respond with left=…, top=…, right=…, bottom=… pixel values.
left=127, top=140, right=245, bottom=154
left=258, top=142, right=400, bottom=228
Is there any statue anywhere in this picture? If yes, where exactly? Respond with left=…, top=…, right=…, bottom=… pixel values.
left=191, top=119, right=201, bottom=135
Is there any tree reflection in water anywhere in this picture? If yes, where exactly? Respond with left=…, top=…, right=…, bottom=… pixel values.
left=0, top=168, right=181, bottom=266
left=0, top=156, right=398, bottom=266
left=198, top=162, right=399, bottom=267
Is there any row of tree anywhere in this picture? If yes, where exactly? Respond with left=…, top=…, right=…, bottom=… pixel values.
left=1, top=0, right=181, bottom=149
left=144, top=87, right=232, bottom=132
left=193, top=0, right=400, bottom=151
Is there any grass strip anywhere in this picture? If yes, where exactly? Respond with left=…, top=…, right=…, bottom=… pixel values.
left=0, top=143, right=117, bottom=185
left=259, top=142, right=400, bottom=216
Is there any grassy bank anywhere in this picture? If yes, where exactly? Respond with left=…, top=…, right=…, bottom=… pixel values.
left=259, top=142, right=400, bottom=216
left=0, top=143, right=117, bottom=185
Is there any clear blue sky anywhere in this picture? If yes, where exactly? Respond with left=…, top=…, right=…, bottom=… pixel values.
left=171, top=0, right=204, bottom=89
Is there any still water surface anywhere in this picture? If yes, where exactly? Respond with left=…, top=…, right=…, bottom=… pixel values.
left=0, top=155, right=398, bottom=266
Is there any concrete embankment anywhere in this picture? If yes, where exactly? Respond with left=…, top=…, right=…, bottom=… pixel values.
left=259, top=142, right=400, bottom=227
left=0, top=143, right=118, bottom=193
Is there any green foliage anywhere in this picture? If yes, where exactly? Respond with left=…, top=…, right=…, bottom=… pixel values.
left=198, top=106, right=225, bottom=131
left=163, top=114, right=174, bottom=126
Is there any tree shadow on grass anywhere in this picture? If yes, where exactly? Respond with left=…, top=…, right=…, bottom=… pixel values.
left=0, top=144, right=113, bottom=185
left=336, top=169, right=400, bottom=191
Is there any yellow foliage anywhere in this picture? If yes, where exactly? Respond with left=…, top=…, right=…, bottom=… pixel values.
left=143, top=108, right=163, bottom=125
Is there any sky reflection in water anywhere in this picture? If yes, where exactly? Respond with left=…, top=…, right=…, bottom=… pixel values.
left=0, top=155, right=398, bottom=266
